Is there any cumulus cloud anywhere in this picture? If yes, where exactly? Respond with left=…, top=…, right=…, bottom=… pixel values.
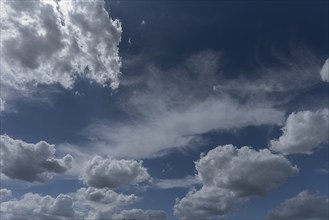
left=174, top=187, right=238, bottom=219
left=0, top=0, right=121, bottom=102
left=0, top=135, right=73, bottom=182
left=320, top=58, right=329, bottom=82
left=266, top=190, right=329, bottom=220
left=76, top=187, right=138, bottom=205
left=174, top=145, right=298, bottom=219
left=0, top=192, right=76, bottom=220
left=80, top=156, right=150, bottom=188
left=270, top=109, right=329, bottom=155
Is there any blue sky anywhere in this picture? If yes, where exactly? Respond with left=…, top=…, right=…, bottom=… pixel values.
left=0, top=0, right=328, bottom=219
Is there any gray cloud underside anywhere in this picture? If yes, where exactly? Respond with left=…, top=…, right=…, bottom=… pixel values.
left=270, top=109, right=329, bottom=155
left=0, top=135, right=73, bottom=182
left=266, top=190, right=329, bottom=220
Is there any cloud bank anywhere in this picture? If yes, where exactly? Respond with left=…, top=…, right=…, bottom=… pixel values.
left=0, top=135, right=73, bottom=182
left=174, top=145, right=298, bottom=219
left=270, top=109, right=329, bottom=155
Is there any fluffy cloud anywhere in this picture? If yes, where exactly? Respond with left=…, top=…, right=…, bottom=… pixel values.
left=80, top=156, right=150, bottom=188
left=0, top=135, right=73, bottom=182
left=0, top=193, right=76, bottom=220
left=174, top=187, right=237, bottom=219
left=196, top=145, right=299, bottom=197
left=320, top=58, right=329, bottom=82
left=76, top=187, right=138, bottom=205
left=1, top=0, right=121, bottom=96
left=174, top=145, right=298, bottom=219
left=266, top=191, right=329, bottom=220
left=270, top=109, right=329, bottom=155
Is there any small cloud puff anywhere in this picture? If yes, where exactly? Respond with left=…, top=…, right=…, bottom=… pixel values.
left=270, top=109, right=329, bottom=155
left=80, top=156, right=150, bottom=188
left=320, top=58, right=329, bottom=82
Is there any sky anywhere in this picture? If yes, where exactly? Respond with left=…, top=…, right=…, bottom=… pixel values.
left=0, top=0, right=328, bottom=219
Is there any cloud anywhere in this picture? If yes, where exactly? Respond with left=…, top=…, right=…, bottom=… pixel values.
left=266, top=190, right=329, bottom=220
left=0, top=0, right=121, bottom=105
left=80, top=156, right=150, bottom=188
left=115, top=209, right=167, bottom=220
left=78, top=50, right=286, bottom=159
left=0, top=193, right=76, bottom=220
left=0, top=188, right=12, bottom=198
left=320, top=58, right=329, bottom=82
left=85, top=98, right=284, bottom=159
left=0, top=135, right=73, bottom=182
left=76, top=187, right=138, bottom=205
left=154, top=175, right=200, bottom=189
left=174, top=187, right=238, bottom=219
left=270, top=109, right=329, bottom=155
left=174, top=145, right=298, bottom=219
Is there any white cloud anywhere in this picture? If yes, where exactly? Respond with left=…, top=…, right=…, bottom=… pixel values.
left=320, top=58, right=329, bottom=82
left=174, top=187, right=238, bottom=219
left=196, top=145, right=299, bottom=197
left=81, top=50, right=285, bottom=159
left=0, top=192, right=76, bottom=220
left=80, top=156, right=150, bottom=188
left=174, top=145, right=298, bottom=219
left=270, top=109, right=329, bottom=155
left=114, top=209, right=167, bottom=220
left=266, top=190, right=329, bottom=220
left=0, top=187, right=166, bottom=220
left=0, top=98, right=5, bottom=112
left=154, top=175, right=200, bottom=189
left=85, top=97, right=284, bottom=159
left=0, top=134, right=73, bottom=182
left=76, top=187, right=138, bottom=205
left=0, top=0, right=122, bottom=104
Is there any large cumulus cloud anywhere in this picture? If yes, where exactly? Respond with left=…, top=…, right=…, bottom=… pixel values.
left=0, top=135, right=73, bottom=182
left=270, top=109, right=329, bottom=155
left=80, top=156, right=150, bottom=188
left=0, top=0, right=122, bottom=110
left=174, top=145, right=298, bottom=219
